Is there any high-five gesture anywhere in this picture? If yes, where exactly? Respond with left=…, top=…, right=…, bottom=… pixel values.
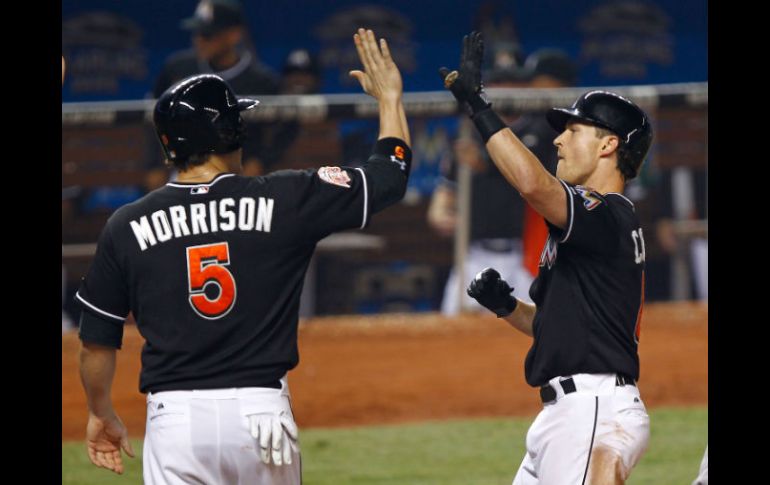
left=439, top=31, right=485, bottom=107
left=350, top=28, right=403, bottom=103
left=349, top=27, right=410, bottom=146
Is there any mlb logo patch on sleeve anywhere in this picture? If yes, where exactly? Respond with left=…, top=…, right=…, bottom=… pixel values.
left=318, top=166, right=351, bottom=188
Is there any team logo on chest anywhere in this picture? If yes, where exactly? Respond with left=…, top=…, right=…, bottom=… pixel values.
left=574, top=185, right=603, bottom=210
left=539, top=235, right=558, bottom=270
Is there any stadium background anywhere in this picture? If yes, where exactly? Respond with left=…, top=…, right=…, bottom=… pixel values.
left=62, top=1, right=707, bottom=483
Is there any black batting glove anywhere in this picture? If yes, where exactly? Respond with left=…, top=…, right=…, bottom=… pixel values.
left=467, top=268, right=518, bottom=318
left=438, top=31, right=491, bottom=115
left=439, top=32, right=507, bottom=143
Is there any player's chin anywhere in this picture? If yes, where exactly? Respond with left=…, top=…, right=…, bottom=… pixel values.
left=555, top=163, right=570, bottom=182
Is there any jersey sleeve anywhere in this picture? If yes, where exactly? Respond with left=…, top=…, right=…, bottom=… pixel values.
left=76, top=220, right=129, bottom=348
left=268, top=166, right=371, bottom=240
left=547, top=180, right=620, bottom=254
left=267, top=138, right=410, bottom=240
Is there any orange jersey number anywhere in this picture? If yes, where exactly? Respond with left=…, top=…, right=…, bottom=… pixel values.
left=186, top=242, right=236, bottom=319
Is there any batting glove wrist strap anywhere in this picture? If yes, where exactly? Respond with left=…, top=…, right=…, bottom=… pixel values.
left=466, top=91, right=492, bottom=116
left=492, top=295, right=518, bottom=318
left=472, top=108, right=507, bottom=144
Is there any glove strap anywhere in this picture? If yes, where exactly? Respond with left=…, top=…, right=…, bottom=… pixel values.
left=466, top=90, right=491, bottom=115
left=492, top=295, right=518, bottom=318
left=472, top=107, right=507, bottom=144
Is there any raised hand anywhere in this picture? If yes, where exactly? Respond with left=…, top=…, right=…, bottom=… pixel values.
left=350, top=28, right=403, bottom=102
left=439, top=31, right=486, bottom=106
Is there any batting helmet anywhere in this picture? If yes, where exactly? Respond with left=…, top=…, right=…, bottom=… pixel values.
left=153, top=74, right=258, bottom=164
left=546, top=90, right=653, bottom=179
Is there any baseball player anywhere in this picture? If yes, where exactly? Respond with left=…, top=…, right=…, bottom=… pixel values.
left=440, top=32, right=652, bottom=484
left=77, top=28, right=410, bottom=484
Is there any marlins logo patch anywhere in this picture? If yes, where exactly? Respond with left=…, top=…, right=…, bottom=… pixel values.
left=574, top=186, right=603, bottom=210
left=318, top=166, right=351, bottom=188
left=539, top=235, right=558, bottom=270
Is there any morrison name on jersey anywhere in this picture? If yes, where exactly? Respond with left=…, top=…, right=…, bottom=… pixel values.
left=129, top=196, right=275, bottom=251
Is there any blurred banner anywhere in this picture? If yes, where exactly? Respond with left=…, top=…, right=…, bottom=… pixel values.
left=62, top=0, right=707, bottom=101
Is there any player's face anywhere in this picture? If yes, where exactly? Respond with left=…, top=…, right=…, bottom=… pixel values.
left=553, top=121, right=604, bottom=185
left=193, top=28, right=240, bottom=64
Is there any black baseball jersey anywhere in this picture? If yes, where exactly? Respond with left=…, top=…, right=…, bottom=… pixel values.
left=525, top=180, right=645, bottom=387
left=77, top=142, right=410, bottom=393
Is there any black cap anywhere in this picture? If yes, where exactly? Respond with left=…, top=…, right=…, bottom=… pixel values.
left=521, top=48, right=577, bottom=85
left=181, top=0, right=244, bottom=36
left=282, top=49, right=321, bottom=76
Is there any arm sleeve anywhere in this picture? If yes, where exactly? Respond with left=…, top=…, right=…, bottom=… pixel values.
left=359, top=137, right=411, bottom=214
left=546, top=180, right=620, bottom=254
left=75, top=221, right=129, bottom=348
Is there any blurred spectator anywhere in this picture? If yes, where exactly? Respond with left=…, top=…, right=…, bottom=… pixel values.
left=153, top=0, right=278, bottom=98
left=281, top=48, right=322, bottom=94
left=654, top=167, right=708, bottom=300
left=256, top=48, right=324, bottom=170
left=150, top=0, right=280, bottom=183
left=428, top=48, right=577, bottom=315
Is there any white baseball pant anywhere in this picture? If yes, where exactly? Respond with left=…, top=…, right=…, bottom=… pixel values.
left=143, top=376, right=301, bottom=485
left=512, top=373, right=650, bottom=485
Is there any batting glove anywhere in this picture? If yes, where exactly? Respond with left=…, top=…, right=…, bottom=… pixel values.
left=248, top=411, right=300, bottom=466
left=467, top=268, right=518, bottom=317
left=438, top=31, right=490, bottom=115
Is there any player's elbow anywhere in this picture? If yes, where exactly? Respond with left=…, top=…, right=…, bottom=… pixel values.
left=517, top=169, right=555, bottom=200
left=369, top=169, right=408, bottom=213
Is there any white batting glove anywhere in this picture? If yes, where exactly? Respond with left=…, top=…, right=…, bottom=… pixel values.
left=248, top=411, right=299, bottom=466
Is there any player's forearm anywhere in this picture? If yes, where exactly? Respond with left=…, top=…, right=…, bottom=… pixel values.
left=502, top=300, right=536, bottom=337
left=396, top=100, right=411, bottom=146
left=486, top=129, right=553, bottom=199
left=485, top=129, right=568, bottom=228
left=79, top=343, right=118, bottom=418
left=378, top=97, right=410, bottom=147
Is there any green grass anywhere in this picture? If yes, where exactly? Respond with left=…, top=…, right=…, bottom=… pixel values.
left=62, top=406, right=706, bottom=485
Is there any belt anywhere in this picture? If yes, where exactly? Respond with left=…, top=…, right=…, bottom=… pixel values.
left=539, top=374, right=636, bottom=403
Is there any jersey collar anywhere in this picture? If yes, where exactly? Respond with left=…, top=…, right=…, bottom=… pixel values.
left=166, top=173, right=236, bottom=188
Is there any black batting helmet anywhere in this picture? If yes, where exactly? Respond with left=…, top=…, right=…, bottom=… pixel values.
left=153, top=74, right=258, bottom=164
left=546, top=90, right=653, bottom=179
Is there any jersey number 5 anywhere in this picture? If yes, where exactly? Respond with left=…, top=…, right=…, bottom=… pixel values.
left=186, top=242, right=237, bottom=320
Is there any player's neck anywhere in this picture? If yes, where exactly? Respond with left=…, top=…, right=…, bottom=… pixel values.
left=176, top=152, right=242, bottom=183
left=582, top=159, right=625, bottom=194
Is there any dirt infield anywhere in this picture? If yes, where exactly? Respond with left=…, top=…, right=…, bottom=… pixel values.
left=62, top=302, right=707, bottom=440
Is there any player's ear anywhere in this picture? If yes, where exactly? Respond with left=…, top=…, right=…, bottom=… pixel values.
left=599, top=135, right=619, bottom=157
